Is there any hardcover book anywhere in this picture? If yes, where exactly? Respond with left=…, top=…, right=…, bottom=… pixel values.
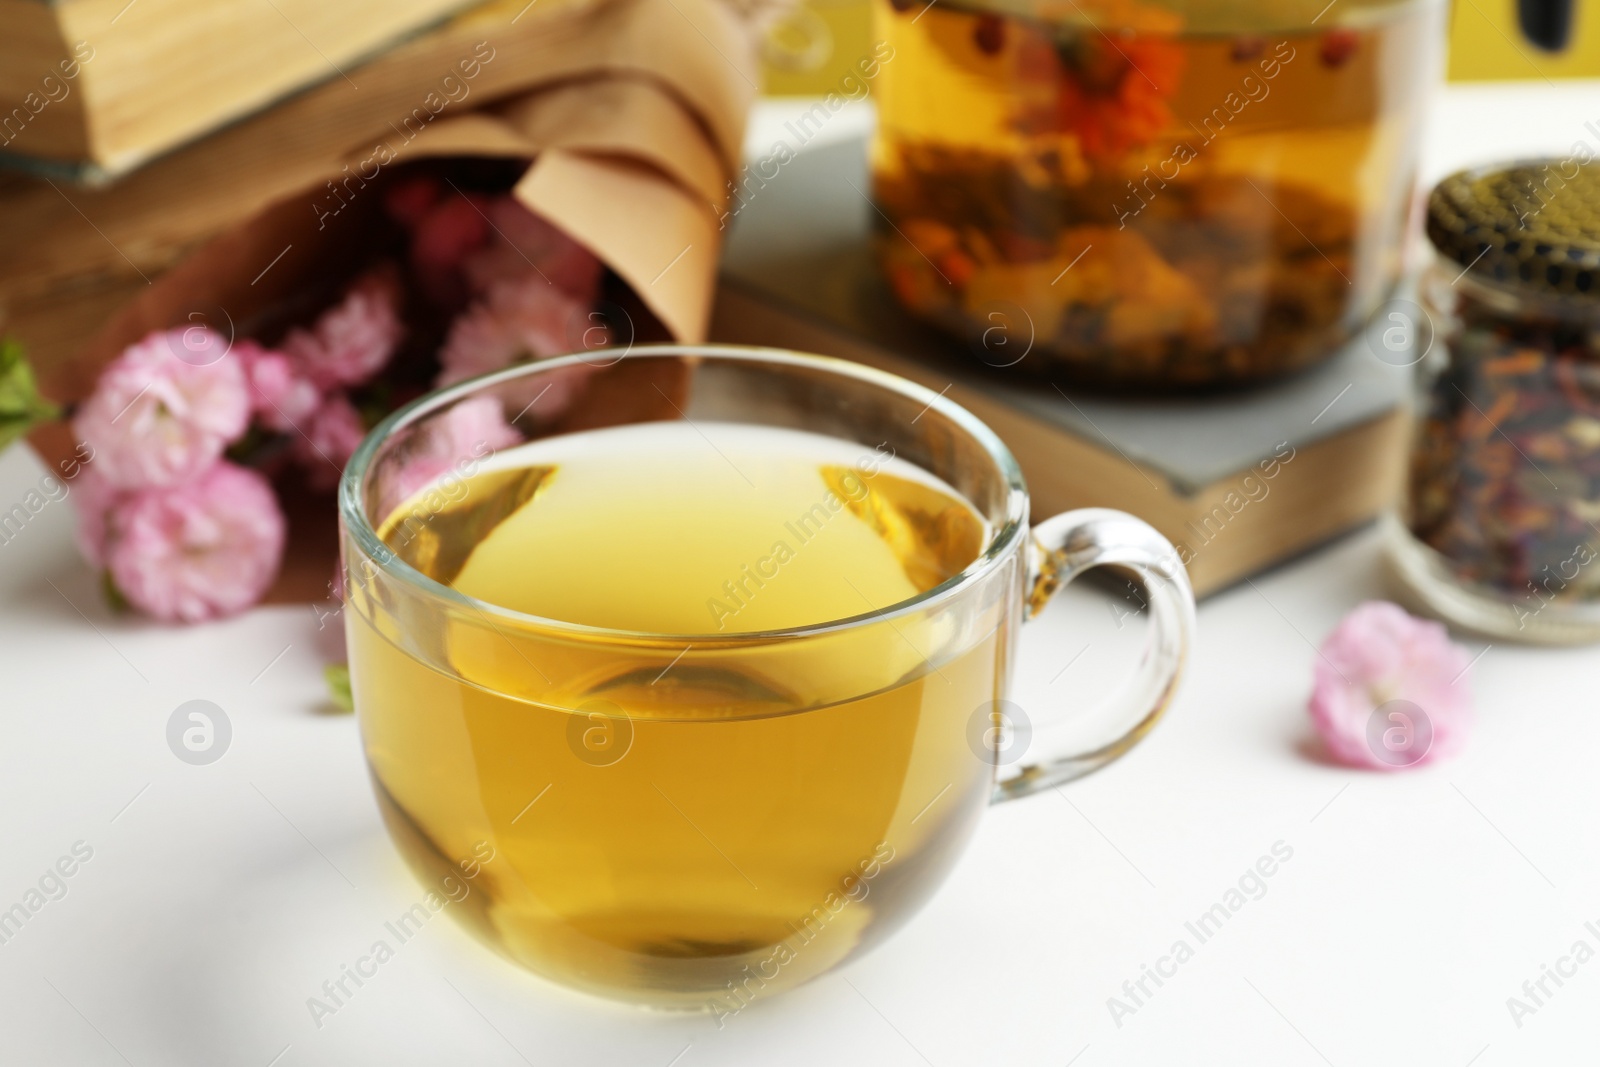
left=711, top=136, right=1415, bottom=595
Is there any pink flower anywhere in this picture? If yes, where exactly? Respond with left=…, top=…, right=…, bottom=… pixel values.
left=1308, top=601, right=1473, bottom=770
left=283, top=268, right=404, bottom=389
left=238, top=341, right=319, bottom=433
left=438, top=274, right=600, bottom=387
left=384, top=174, right=442, bottom=228
left=294, top=393, right=368, bottom=490
left=72, top=329, right=251, bottom=489
left=493, top=361, right=599, bottom=432
left=70, top=466, right=122, bottom=568
left=104, top=462, right=286, bottom=622
left=440, top=395, right=522, bottom=456
left=461, top=197, right=603, bottom=303
left=410, top=193, right=491, bottom=298
left=385, top=396, right=521, bottom=508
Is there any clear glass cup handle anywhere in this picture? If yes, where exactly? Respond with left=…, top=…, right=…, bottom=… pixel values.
left=994, top=508, right=1197, bottom=802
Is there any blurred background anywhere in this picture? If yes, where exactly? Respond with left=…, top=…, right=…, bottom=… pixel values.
left=759, top=0, right=1600, bottom=90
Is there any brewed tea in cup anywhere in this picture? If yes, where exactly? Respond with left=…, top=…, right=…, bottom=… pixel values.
left=339, top=346, right=1194, bottom=1009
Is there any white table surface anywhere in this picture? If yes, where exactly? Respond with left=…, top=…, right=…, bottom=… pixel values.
left=7, top=82, right=1600, bottom=1065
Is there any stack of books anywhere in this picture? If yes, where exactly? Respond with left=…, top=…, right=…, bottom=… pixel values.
left=0, top=0, right=488, bottom=181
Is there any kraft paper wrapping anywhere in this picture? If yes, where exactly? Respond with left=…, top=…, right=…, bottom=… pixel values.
left=14, top=0, right=760, bottom=603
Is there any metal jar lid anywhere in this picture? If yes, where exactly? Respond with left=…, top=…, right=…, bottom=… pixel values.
left=1426, top=159, right=1600, bottom=298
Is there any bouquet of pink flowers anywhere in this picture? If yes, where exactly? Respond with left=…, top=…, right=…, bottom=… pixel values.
left=62, top=174, right=611, bottom=623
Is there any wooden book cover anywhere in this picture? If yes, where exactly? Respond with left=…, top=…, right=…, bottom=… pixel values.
left=710, top=136, right=1415, bottom=596
left=0, top=0, right=492, bottom=180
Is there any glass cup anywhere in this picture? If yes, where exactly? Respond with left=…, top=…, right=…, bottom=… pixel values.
left=338, top=345, right=1196, bottom=1009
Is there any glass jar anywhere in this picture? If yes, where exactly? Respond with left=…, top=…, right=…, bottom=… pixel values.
left=870, top=0, right=1445, bottom=387
left=1388, top=159, right=1600, bottom=643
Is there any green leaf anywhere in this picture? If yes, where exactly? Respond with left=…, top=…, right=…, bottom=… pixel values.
left=324, top=663, right=354, bottom=713
left=100, top=571, right=130, bottom=614
left=0, top=338, right=60, bottom=452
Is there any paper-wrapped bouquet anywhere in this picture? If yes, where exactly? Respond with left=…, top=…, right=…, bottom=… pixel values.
left=3, top=0, right=764, bottom=617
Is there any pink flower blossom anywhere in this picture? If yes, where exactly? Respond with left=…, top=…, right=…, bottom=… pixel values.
left=238, top=341, right=319, bottom=433
left=70, top=467, right=122, bottom=568
left=385, top=396, right=521, bottom=508
left=441, top=394, right=522, bottom=454
left=283, top=269, right=404, bottom=389
left=294, top=393, right=368, bottom=489
left=1308, top=601, right=1473, bottom=770
left=104, top=462, right=286, bottom=622
left=437, top=273, right=600, bottom=386
left=485, top=362, right=599, bottom=435
left=410, top=193, right=491, bottom=298
left=461, top=197, right=603, bottom=303
left=72, top=329, right=251, bottom=489
left=384, top=174, right=442, bottom=228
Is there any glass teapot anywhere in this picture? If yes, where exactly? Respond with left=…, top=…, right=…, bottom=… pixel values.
left=870, top=0, right=1448, bottom=388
